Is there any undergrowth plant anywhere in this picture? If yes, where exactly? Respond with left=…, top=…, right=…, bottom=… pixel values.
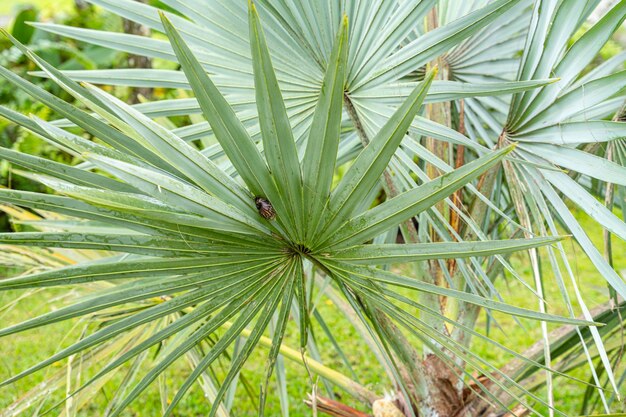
left=0, top=1, right=625, bottom=416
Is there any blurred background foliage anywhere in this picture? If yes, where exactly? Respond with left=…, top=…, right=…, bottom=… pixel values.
left=0, top=0, right=190, bottom=233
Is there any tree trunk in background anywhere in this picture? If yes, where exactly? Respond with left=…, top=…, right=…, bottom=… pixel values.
left=123, top=0, right=152, bottom=104
left=419, top=7, right=469, bottom=417
left=74, top=0, right=90, bottom=11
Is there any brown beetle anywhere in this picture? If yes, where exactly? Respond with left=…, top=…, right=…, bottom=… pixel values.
left=255, top=196, right=276, bottom=220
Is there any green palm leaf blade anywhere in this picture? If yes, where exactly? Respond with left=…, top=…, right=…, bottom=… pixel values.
left=29, top=21, right=179, bottom=60
left=512, top=0, right=626, bottom=129
left=514, top=121, right=626, bottom=145
left=522, top=70, right=626, bottom=130
left=0, top=189, right=163, bottom=236
left=507, top=0, right=561, bottom=120
left=301, top=15, right=349, bottom=242
left=0, top=255, right=279, bottom=290
left=330, top=280, right=423, bottom=417
left=353, top=0, right=522, bottom=91
left=539, top=175, right=626, bottom=297
left=159, top=13, right=297, bottom=238
left=353, top=78, right=559, bottom=105
left=34, top=176, right=270, bottom=238
left=515, top=301, right=626, bottom=382
left=81, top=83, right=253, bottom=211
left=330, top=268, right=555, bottom=416
left=330, top=236, right=563, bottom=264
left=60, top=271, right=276, bottom=413
left=346, top=0, right=437, bottom=83
left=293, top=256, right=309, bottom=348
left=32, top=75, right=560, bottom=126
left=0, top=268, right=270, bottom=388
left=9, top=42, right=180, bottom=166
left=519, top=167, right=623, bottom=399
left=365, top=274, right=597, bottom=387
left=572, top=50, right=626, bottom=90
left=0, top=232, right=248, bottom=257
left=319, top=144, right=515, bottom=250
left=86, top=0, right=320, bottom=85
left=259, top=282, right=294, bottom=416
left=30, top=115, right=150, bottom=168
left=316, top=67, right=436, bottom=245
left=508, top=1, right=590, bottom=123
left=544, top=170, right=626, bottom=249
left=88, top=0, right=247, bottom=65
left=0, top=66, right=136, bottom=161
left=57, top=270, right=277, bottom=410
left=0, top=31, right=187, bottom=178
left=0, top=261, right=272, bottom=338
left=254, top=0, right=334, bottom=72
left=249, top=2, right=305, bottom=241
left=323, top=260, right=598, bottom=326
left=340, top=275, right=562, bottom=416
left=84, top=154, right=270, bottom=236
left=475, top=9, right=626, bottom=405
left=0, top=188, right=253, bottom=241
left=164, top=261, right=296, bottom=417
left=0, top=146, right=133, bottom=193
left=29, top=68, right=191, bottom=89
left=108, top=271, right=283, bottom=417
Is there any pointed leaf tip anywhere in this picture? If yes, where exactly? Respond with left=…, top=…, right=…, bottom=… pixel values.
left=248, top=1, right=258, bottom=18
left=158, top=10, right=170, bottom=27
